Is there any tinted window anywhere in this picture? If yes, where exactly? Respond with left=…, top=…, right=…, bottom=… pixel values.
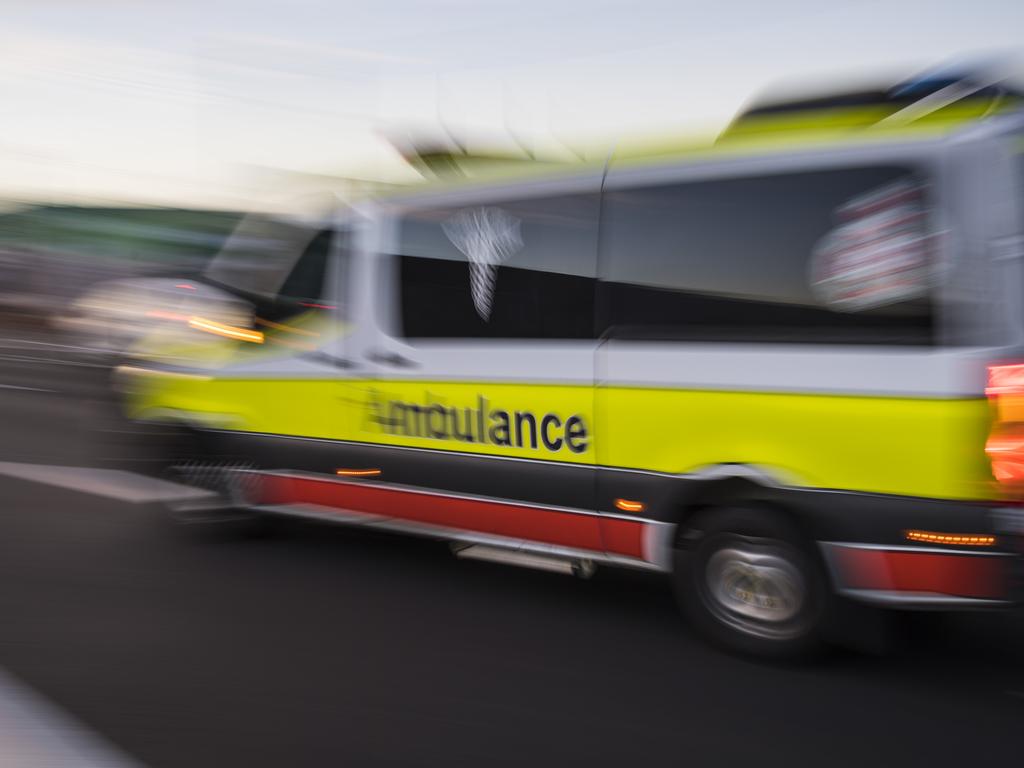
left=601, top=166, right=937, bottom=344
left=279, top=228, right=332, bottom=303
left=254, top=228, right=338, bottom=323
left=397, top=193, right=599, bottom=339
left=204, top=215, right=317, bottom=297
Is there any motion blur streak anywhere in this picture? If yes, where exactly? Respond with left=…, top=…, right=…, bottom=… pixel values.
left=187, top=316, right=264, bottom=343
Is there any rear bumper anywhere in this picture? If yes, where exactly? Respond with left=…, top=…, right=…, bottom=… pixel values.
left=820, top=505, right=1024, bottom=609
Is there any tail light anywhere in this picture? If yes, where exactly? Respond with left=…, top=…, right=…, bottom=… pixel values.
left=985, top=364, right=1024, bottom=489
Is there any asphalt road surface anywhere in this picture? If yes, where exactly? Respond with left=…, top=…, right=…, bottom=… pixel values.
left=0, top=328, right=1023, bottom=767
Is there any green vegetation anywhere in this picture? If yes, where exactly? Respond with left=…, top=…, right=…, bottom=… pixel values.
left=0, top=205, right=244, bottom=266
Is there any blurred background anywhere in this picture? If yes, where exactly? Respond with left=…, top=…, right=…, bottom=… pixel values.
left=5, top=0, right=1024, bottom=318
left=2, top=2, right=1024, bottom=767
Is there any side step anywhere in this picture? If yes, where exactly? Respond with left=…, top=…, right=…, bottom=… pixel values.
left=453, top=543, right=597, bottom=578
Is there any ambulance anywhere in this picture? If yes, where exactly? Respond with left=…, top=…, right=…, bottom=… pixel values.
left=117, top=68, right=1024, bottom=657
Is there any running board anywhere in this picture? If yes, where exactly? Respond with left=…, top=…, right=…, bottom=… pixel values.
left=452, top=544, right=597, bottom=578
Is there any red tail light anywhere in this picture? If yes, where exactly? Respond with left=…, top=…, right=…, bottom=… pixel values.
left=986, top=363, right=1024, bottom=397
left=985, top=364, right=1024, bottom=492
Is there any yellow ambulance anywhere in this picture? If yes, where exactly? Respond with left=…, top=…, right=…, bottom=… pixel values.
left=119, top=70, right=1024, bottom=656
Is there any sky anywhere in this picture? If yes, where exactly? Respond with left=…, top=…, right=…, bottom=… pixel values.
left=2, top=0, right=1024, bottom=210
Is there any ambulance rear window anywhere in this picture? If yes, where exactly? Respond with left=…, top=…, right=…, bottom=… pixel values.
left=601, top=165, right=938, bottom=345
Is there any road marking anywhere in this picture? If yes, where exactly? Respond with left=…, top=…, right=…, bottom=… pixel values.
left=0, top=354, right=107, bottom=369
left=0, top=384, right=56, bottom=393
left=0, top=338, right=112, bottom=354
left=0, top=462, right=216, bottom=504
left=0, top=667, right=146, bottom=767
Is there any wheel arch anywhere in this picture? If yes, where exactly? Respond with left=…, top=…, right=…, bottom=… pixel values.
left=664, top=464, right=820, bottom=552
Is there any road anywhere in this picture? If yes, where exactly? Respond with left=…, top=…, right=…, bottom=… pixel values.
left=0, top=328, right=1022, bottom=767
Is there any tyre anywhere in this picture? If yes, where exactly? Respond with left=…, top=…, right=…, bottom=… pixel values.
left=674, top=506, right=826, bottom=659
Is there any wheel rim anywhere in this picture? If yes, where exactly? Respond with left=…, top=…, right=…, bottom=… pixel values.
left=703, top=540, right=807, bottom=640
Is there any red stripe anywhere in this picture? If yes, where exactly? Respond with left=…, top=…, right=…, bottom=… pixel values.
left=600, top=517, right=645, bottom=559
left=831, top=546, right=1007, bottom=599
left=255, top=473, right=648, bottom=559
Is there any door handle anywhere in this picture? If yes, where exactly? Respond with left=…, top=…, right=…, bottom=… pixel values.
left=301, top=351, right=357, bottom=369
left=365, top=349, right=416, bottom=368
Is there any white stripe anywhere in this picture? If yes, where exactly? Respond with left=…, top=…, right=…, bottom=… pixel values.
left=0, top=384, right=55, bottom=393
left=599, top=343, right=994, bottom=398
left=0, top=462, right=216, bottom=504
left=0, top=667, right=146, bottom=768
left=367, top=341, right=597, bottom=384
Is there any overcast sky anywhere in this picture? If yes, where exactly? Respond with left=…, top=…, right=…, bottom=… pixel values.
left=2, top=0, right=1023, bottom=209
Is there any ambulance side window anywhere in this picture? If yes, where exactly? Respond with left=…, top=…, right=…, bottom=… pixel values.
left=395, top=193, right=599, bottom=339
left=279, top=228, right=332, bottom=304
left=266, top=228, right=340, bottom=321
left=600, top=166, right=937, bottom=345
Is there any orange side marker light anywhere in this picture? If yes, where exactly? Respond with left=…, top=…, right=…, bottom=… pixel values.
left=905, top=530, right=996, bottom=546
left=614, top=498, right=645, bottom=513
left=336, top=468, right=382, bottom=478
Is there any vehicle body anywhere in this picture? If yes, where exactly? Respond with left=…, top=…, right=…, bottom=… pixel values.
left=118, top=76, right=1024, bottom=657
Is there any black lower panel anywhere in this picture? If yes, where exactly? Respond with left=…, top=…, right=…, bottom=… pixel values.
left=204, top=429, right=597, bottom=513
left=198, top=428, right=1008, bottom=553
left=596, top=465, right=1007, bottom=549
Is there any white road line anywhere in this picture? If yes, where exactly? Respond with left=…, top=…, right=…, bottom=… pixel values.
left=0, top=343, right=111, bottom=355
left=0, top=462, right=216, bottom=504
left=0, top=667, right=146, bottom=768
left=0, top=338, right=111, bottom=354
left=0, top=354, right=107, bottom=369
left=0, top=384, right=56, bottom=393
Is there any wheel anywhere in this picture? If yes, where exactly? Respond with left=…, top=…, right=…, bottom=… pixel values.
left=674, top=506, right=826, bottom=659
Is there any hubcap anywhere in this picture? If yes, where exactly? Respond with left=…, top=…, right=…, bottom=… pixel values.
left=704, top=542, right=806, bottom=640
